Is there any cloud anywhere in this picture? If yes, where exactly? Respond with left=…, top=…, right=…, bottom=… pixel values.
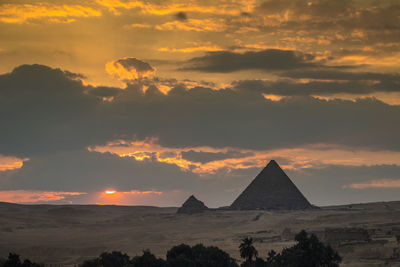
left=2, top=64, right=400, bottom=161
left=0, top=190, right=87, bottom=204
left=0, top=64, right=101, bottom=157
left=232, top=76, right=400, bottom=96
left=0, top=149, right=251, bottom=207
left=2, top=149, right=400, bottom=207
left=93, top=139, right=400, bottom=174
left=155, top=18, right=227, bottom=32
left=158, top=45, right=224, bottom=53
left=0, top=155, right=26, bottom=171
left=106, top=58, right=155, bottom=81
left=181, top=49, right=319, bottom=72
left=181, top=150, right=253, bottom=164
left=343, top=179, right=400, bottom=189
left=0, top=3, right=101, bottom=24
left=96, top=0, right=251, bottom=16
left=174, top=11, right=187, bottom=21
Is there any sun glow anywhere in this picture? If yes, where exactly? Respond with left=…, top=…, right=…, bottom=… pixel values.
left=105, top=190, right=116, bottom=195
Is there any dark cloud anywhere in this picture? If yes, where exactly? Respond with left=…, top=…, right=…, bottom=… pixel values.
left=233, top=75, right=400, bottom=96
left=280, top=69, right=400, bottom=81
left=88, top=86, right=123, bottom=97
left=252, top=0, right=400, bottom=48
left=1, top=64, right=400, bottom=161
left=174, top=11, right=187, bottom=21
left=115, top=58, right=154, bottom=73
left=0, top=64, right=113, bottom=157
left=181, top=49, right=318, bottom=73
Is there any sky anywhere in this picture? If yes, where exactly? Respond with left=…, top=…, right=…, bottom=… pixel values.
left=0, top=0, right=400, bottom=207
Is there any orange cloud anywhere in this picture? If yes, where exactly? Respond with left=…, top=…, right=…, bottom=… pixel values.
left=91, top=139, right=400, bottom=175
left=0, top=3, right=101, bottom=24
left=126, top=23, right=153, bottom=29
left=0, top=155, right=27, bottom=171
left=343, top=179, right=400, bottom=189
left=0, top=190, right=87, bottom=203
left=155, top=18, right=227, bottom=32
left=158, top=45, right=224, bottom=53
left=106, top=57, right=155, bottom=82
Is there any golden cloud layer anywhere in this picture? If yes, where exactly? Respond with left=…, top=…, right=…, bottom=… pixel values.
left=0, top=3, right=101, bottom=24
left=96, top=0, right=255, bottom=16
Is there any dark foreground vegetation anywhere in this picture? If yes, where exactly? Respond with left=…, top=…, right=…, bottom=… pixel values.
left=0, top=230, right=341, bottom=267
left=0, top=253, right=43, bottom=267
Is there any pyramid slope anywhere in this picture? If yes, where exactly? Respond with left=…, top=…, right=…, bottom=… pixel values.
left=231, top=160, right=313, bottom=210
left=177, top=195, right=208, bottom=214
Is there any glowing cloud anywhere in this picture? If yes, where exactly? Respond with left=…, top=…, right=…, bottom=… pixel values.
left=0, top=190, right=87, bottom=203
left=0, top=155, right=27, bottom=171
left=91, top=139, right=400, bottom=175
left=155, top=18, right=227, bottom=32
left=106, top=57, right=155, bottom=82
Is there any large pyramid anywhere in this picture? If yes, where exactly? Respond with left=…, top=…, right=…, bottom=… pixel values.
left=230, top=160, right=313, bottom=210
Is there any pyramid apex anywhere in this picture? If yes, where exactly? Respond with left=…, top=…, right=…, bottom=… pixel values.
left=267, top=159, right=279, bottom=166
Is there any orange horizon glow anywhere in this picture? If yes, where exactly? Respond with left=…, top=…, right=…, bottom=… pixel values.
left=97, top=189, right=163, bottom=205
left=343, top=179, right=400, bottom=189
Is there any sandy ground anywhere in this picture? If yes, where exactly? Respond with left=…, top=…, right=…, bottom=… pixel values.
left=0, top=201, right=399, bottom=266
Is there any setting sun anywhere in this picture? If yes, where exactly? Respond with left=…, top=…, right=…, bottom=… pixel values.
left=105, top=190, right=116, bottom=195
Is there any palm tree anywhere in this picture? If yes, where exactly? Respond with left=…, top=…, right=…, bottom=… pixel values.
left=239, top=237, right=258, bottom=263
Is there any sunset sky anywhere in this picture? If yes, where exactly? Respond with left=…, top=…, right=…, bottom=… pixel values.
left=0, top=0, right=400, bottom=207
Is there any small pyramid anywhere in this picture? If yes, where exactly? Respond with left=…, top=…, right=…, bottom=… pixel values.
left=230, top=160, right=313, bottom=210
left=177, top=195, right=209, bottom=214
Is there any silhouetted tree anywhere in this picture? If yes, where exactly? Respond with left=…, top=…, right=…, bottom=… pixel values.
left=239, top=238, right=258, bottom=265
left=2, top=253, right=42, bottom=267
left=166, top=243, right=238, bottom=267
left=166, top=243, right=195, bottom=266
left=80, top=258, right=101, bottom=267
left=100, top=251, right=130, bottom=267
left=130, top=250, right=166, bottom=267
left=265, top=230, right=341, bottom=267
